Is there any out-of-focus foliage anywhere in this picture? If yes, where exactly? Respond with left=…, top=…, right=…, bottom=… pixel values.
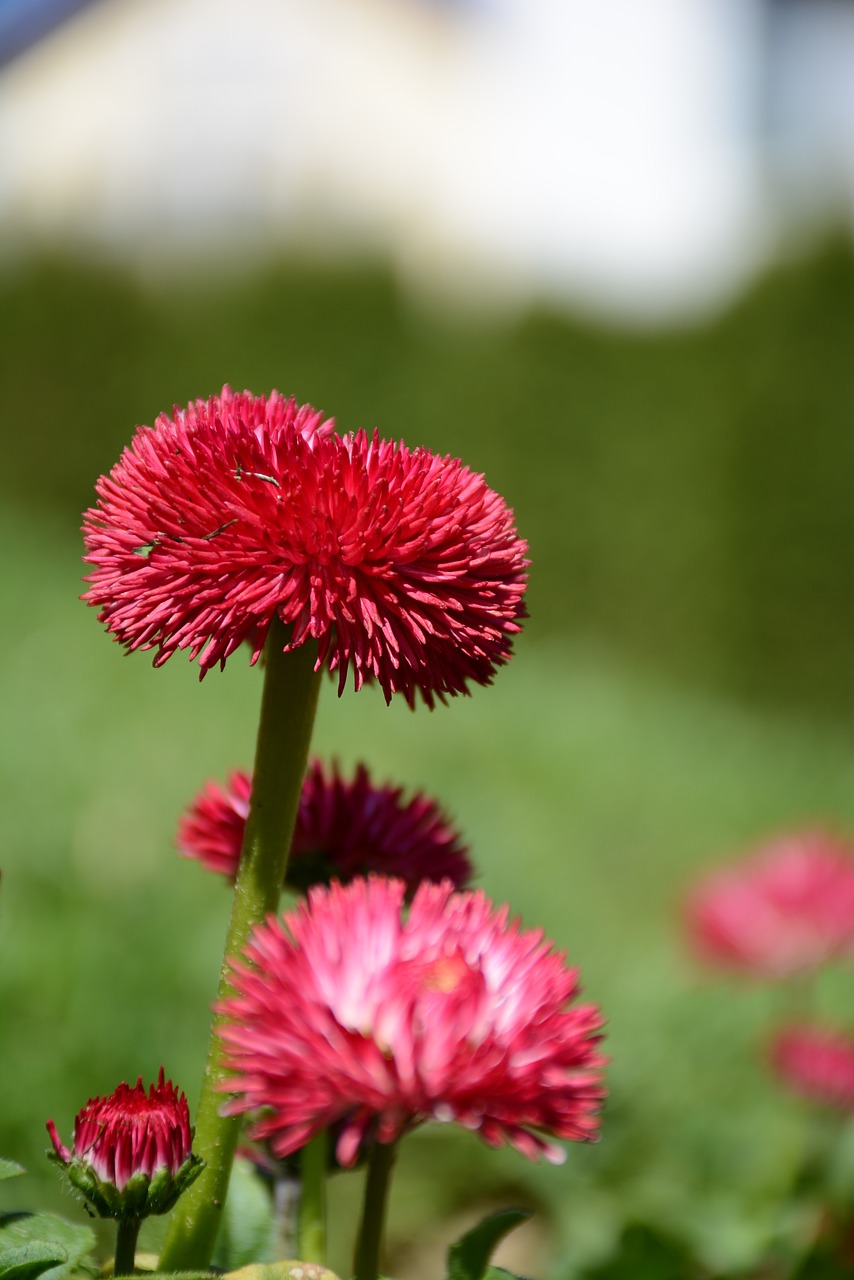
left=2, top=238, right=854, bottom=1279
left=1, top=236, right=853, bottom=719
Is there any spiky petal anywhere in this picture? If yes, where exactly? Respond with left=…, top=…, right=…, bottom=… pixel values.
left=177, top=759, right=473, bottom=893
left=218, top=877, right=606, bottom=1167
left=46, top=1069, right=203, bottom=1219
left=83, top=388, right=528, bottom=706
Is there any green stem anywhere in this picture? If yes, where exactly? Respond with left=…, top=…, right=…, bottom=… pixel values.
left=353, top=1141, right=397, bottom=1280
left=298, top=1130, right=328, bottom=1263
left=159, top=621, right=323, bottom=1272
left=113, top=1217, right=141, bottom=1277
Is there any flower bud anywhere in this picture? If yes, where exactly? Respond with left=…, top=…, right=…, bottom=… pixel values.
left=47, top=1069, right=203, bottom=1221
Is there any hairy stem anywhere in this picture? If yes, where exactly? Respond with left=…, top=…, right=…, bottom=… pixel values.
left=159, top=622, right=323, bottom=1271
left=298, top=1130, right=328, bottom=1263
left=353, top=1141, right=397, bottom=1280
left=113, top=1217, right=141, bottom=1277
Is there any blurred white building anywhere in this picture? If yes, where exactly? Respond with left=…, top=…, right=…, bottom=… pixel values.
left=0, top=0, right=851, bottom=318
left=760, top=0, right=854, bottom=221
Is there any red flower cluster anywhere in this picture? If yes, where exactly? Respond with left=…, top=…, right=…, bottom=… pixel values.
left=685, top=831, right=854, bottom=978
left=83, top=387, right=528, bottom=706
left=177, top=759, right=472, bottom=894
left=218, top=877, right=606, bottom=1167
left=47, top=1069, right=202, bottom=1219
left=769, top=1025, right=854, bottom=1111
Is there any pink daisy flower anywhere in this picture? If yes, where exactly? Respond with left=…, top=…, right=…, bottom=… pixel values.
left=83, top=387, right=528, bottom=706
left=47, top=1069, right=203, bottom=1218
left=770, top=1024, right=854, bottom=1110
left=177, top=759, right=473, bottom=893
left=685, top=831, right=854, bottom=977
left=218, top=877, right=606, bottom=1167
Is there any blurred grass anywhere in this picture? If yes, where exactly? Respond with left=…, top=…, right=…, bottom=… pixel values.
left=2, top=503, right=854, bottom=1275
left=2, top=243, right=854, bottom=1276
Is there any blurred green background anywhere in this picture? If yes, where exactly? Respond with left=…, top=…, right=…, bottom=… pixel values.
left=2, top=240, right=854, bottom=1278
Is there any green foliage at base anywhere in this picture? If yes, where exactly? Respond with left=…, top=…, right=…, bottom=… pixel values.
left=575, top=1223, right=702, bottom=1280
left=226, top=1266, right=339, bottom=1280
left=0, top=1213, right=96, bottom=1280
left=211, top=1159, right=276, bottom=1272
left=447, top=1210, right=531, bottom=1280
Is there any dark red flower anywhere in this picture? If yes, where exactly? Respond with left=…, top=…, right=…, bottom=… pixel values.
left=685, top=831, right=854, bottom=977
left=83, top=387, right=528, bottom=706
left=770, top=1024, right=854, bottom=1110
left=218, top=877, right=606, bottom=1167
left=177, top=759, right=473, bottom=894
left=46, top=1069, right=203, bottom=1219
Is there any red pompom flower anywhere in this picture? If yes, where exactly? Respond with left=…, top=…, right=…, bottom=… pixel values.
left=177, top=759, right=473, bottom=894
left=685, top=831, right=854, bottom=978
left=770, top=1024, right=854, bottom=1110
left=218, top=877, right=606, bottom=1167
left=46, top=1069, right=203, bottom=1219
left=83, top=387, right=528, bottom=706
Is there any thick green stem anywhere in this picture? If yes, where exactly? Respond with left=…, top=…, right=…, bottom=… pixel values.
left=298, top=1130, right=328, bottom=1263
left=113, top=1217, right=141, bottom=1277
left=353, top=1142, right=397, bottom=1280
left=159, top=622, right=323, bottom=1272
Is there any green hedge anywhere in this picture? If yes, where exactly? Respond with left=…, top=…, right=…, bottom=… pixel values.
left=2, top=236, right=852, bottom=718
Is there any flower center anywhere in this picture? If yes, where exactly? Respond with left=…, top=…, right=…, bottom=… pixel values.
left=420, top=953, right=472, bottom=995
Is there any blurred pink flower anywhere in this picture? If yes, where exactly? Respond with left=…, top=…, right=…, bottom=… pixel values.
left=177, top=759, right=473, bottom=894
left=47, top=1069, right=202, bottom=1218
left=83, top=386, right=528, bottom=706
left=685, top=831, right=854, bottom=977
left=770, top=1024, right=854, bottom=1110
left=218, top=877, right=606, bottom=1167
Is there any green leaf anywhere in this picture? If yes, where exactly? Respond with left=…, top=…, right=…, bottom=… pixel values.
left=792, top=1258, right=853, bottom=1280
left=120, top=1273, right=216, bottom=1280
left=0, top=1162, right=25, bottom=1183
left=447, top=1209, right=532, bottom=1280
left=0, top=1214, right=95, bottom=1280
left=789, top=1232, right=854, bottom=1280
left=0, top=1240, right=68, bottom=1280
left=577, top=1223, right=701, bottom=1280
left=211, top=1156, right=276, bottom=1272
left=225, top=1265, right=341, bottom=1280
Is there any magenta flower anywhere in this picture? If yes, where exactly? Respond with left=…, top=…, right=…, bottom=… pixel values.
left=83, top=387, right=528, bottom=706
left=218, top=877, right=606, bottom=1167
left=685, top=831, right=854, bottom=977
left=47, top=1069, right=203, bottom=1219
left=177, top=759, right=473, bottom=894
left=177, top=768, right=252, bottom=880
left=770, top=1024, right=854, bottom=1110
